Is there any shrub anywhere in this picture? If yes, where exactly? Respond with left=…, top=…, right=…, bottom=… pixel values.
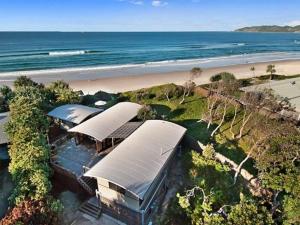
left=137, top=105, right=157, bottom=121
left=202, top=144, right=216, bottom=159
left=0, top=198, right=62, bottom=225
left=210, top=72, right=236, bottom=82
left=47, top=80, right=80, bottom=105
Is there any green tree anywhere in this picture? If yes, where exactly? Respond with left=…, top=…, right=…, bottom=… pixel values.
left=5, top=86, right=51, bottom=204
left=47, top=80, right=80, bottom=105
left=210, top=72, right=235, bottom=83
left=137, top=105, right=157, bottom=121
left=190, top=67, right=203, bottom=81
left=14, top=76, right=41, bottom=89
left=250, top=66, right=256, bottom=77
left=0, top=85, right=14, bottom=112
left=266, top=64, right=276, bottom=80
left=227, top=196, right=274, bottom=225
left=0, top=85, right=14, bottom=100
left=256, top=133, right=300, bottom=225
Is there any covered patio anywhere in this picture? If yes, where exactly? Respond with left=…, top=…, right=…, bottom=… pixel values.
left=69, top=102, right=142, bottom=153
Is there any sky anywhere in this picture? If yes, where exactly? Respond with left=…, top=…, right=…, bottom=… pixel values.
left=0, top=0, right=299, bottom=31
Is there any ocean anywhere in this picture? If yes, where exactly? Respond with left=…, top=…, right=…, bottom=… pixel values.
left=1, top=32, right=300, bottom=76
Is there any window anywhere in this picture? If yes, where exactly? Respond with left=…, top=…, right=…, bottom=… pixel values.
left=109, top=182, right=126, bottom=195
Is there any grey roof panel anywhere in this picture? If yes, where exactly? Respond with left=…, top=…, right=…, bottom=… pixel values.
left=48, top=104, right=102, bottom=125
left=69, top=102, right=142, bottom=141
left=108, top=122, right=143, bottom=139
left=84, top=120, right=186, bottom=200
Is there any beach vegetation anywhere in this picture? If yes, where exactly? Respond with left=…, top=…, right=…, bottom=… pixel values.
left=1, top=77, right=62, bottom=225
left=250, top=66, right=255, bottom=77
left=47, top=80, right=80, bottom=105
left=0, top=85, right=13, bottom=112
left=209, top=72, right=235, bottom=83
left=157, top=84, right=183, bottom=102
left=266, top=64, right=276, bottom=80
left=190, top=67, right=203, bottom=81
left=137, top=105, right=158, bottom=121
left=13, top=75, right=42, bottom=89
left=5, top=86, right=52, bottom=203
left=180, top=81, right=196, bottom=104
left=0, top=198, right=62, bottom=225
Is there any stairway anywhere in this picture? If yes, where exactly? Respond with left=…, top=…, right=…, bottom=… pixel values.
left=77, top=175, right=97, bottom=195
left=79, top=197, right=101, bottom=219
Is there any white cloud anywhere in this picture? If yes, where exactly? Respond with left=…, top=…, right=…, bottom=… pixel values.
left=285, top=20, right=300, bottom=26
left=130, top=0, right=143, bottom=5
left=118, top=0, right=144, bottom=5
left=152, top=0, right=168, bottom=7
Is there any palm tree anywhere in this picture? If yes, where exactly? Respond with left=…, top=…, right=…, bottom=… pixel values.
left=266, top=64, right=276, bottom=80
left=250, top=66, right=255, bottom=77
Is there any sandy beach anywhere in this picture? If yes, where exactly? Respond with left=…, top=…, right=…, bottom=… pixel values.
left=69, top=60, right=300, bottom=94
left=1, top=59, right=300, bottom=94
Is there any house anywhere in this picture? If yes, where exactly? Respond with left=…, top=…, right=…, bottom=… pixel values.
left=50, top=102, right=142, bottom=195
left=241, top=77, right=300, bottom=122
left=48, top=104, right=103, bottom=143
left=48, top=104, right=103, bottom=129
left=83, top=120, right=187, bottom=225
left=0, top=112, right=9, bottom=166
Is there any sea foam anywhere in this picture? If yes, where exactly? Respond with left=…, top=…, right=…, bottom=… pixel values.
left=48, top=50, right=88, bottom=56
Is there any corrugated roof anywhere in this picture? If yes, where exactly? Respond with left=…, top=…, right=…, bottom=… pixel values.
left=0, top=112, right=9, bottom=145
left=48, top=104, right=102, bottom=125
left=241, top=77, right=300, bottom=112
left=84, top=120, right=187, bottom=200
left=69, top=102, right=142, bottom=142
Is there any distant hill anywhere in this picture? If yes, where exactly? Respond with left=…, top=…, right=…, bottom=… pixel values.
left=235, top=25, right=300, bottom=33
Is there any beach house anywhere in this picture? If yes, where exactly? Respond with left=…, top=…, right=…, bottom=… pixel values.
left=49, top=102, right=142, bottom=195
left=82, top=120, right=187, bottom=225
left=47, top=104, right=103, bottom=142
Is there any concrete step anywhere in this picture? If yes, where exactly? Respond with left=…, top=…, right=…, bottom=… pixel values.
left=79, top=201, right=101, bottom=219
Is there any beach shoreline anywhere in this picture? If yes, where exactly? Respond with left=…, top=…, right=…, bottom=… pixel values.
left=1, top=59, right=300, bottom=94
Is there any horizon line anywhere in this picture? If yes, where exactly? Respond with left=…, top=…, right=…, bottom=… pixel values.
left=0, top=30, right=234, bottom=33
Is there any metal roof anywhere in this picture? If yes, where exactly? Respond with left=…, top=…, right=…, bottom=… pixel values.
left=108, top=122, right=143, bottom=139
left=69, top=102, right=142, bottom=142
left=84, top=120, right=187, bottom=200
left=241, top=77, right=300, bottom=112
left=0, top=112, right=9, bottom=145
left=48, top=104, right=102, bottom=125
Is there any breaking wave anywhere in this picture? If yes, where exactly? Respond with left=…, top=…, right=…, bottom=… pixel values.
left=48, top=50, right=89, bottom=56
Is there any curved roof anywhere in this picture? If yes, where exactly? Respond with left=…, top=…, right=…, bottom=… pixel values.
left=84, top=120, right=187, bottom=200
left=0, top=112, right=9, bottom=145
left=48, top=104, right=102, bottom=125
left=69, top=102, right=142, bottom=141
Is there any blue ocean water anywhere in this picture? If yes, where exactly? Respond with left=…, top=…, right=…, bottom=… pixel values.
left=0, top=32, right=300, bottom=74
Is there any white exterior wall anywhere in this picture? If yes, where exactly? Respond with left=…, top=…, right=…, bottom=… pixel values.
left=97, top=178, right=140, bottom=211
